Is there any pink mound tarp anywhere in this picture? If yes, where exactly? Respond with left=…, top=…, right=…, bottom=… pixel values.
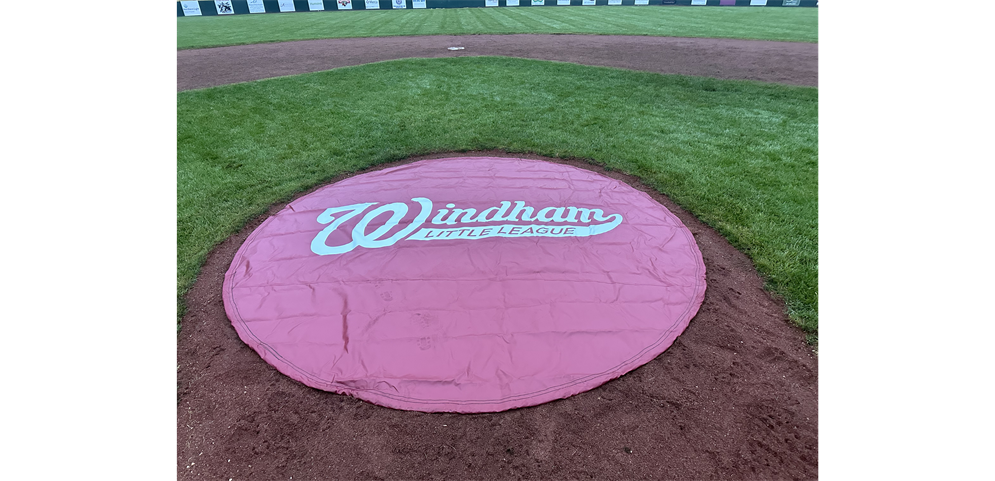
left=223, top=157, right=706, bottom=412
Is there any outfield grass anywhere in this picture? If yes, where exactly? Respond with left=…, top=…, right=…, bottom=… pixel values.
left=178, top=57, right=818, bottom=340
left=177, top=7, right=817, bottom=49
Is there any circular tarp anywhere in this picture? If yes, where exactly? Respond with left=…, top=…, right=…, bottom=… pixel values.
left=223, top=157, right=706, bottom=412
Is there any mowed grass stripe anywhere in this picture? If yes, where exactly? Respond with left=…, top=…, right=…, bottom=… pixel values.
left=482, top=8, right=540, bottom=31
left=177, top=57, right=818, bottom=340
left=177, top=7, right=818, bottom=49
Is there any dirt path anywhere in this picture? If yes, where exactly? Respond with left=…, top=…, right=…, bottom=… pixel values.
left=178, top=37, right=818, bottom=480
left=177, top=34, right=817, bottom=91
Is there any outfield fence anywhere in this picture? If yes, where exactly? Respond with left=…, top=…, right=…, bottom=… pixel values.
left=178, top=0, right=816, bottom=16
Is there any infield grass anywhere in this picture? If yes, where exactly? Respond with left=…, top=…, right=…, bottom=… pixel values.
left=177, top=7, right=817, bottom=49
left=177, top=57, right=818, bottom=340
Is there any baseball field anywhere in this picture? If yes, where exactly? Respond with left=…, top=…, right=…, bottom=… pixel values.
left=178, top=6, right=818, bottom=479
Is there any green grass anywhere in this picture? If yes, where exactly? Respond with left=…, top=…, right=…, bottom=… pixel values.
left=178, top=57, right=817, bottom=339
left=177, top=7, right=817, bottom=49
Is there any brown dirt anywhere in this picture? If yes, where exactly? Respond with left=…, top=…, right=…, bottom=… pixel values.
left=178, top=37, right=817, bottom=480
left=177, top=34, right=817, bottom=91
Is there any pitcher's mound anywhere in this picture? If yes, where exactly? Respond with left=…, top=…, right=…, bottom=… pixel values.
left=223, top=157, right=706, bottom=412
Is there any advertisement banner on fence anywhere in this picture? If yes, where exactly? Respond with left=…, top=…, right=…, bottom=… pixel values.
left=750, top=0, right=768, bottom=5
left=214, top=1, right=234, bottom=14
left=557, top=0, right=569, bottom=4
left=392, top=0, right=406, bottom=8
left=532, top=0, right=544, bottom=5
left=337, top=0, right=354, bottom=9
left=180, top=1, right=202, bottom=15
left=582, top=0, right=595, bottom=4
left=486, top=0, right=498, bottom=5
left=507, top=0, right=519, bottom=5
left=608, top=0, right=621, bottom=5
left=308, top=0, right=325, bottom=10
left=247, top=0, right=266, bottom=13
left=413, top=0, right=426, bottom=7
left=635, top=0, right=648, bottom=4
left=691, top=0, right=707, bottom=5
left=366, top=0, right=380, bottom=8
left=278, top=0, right=296, bottom=12
left=783, top=0, right=800, bottom=5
